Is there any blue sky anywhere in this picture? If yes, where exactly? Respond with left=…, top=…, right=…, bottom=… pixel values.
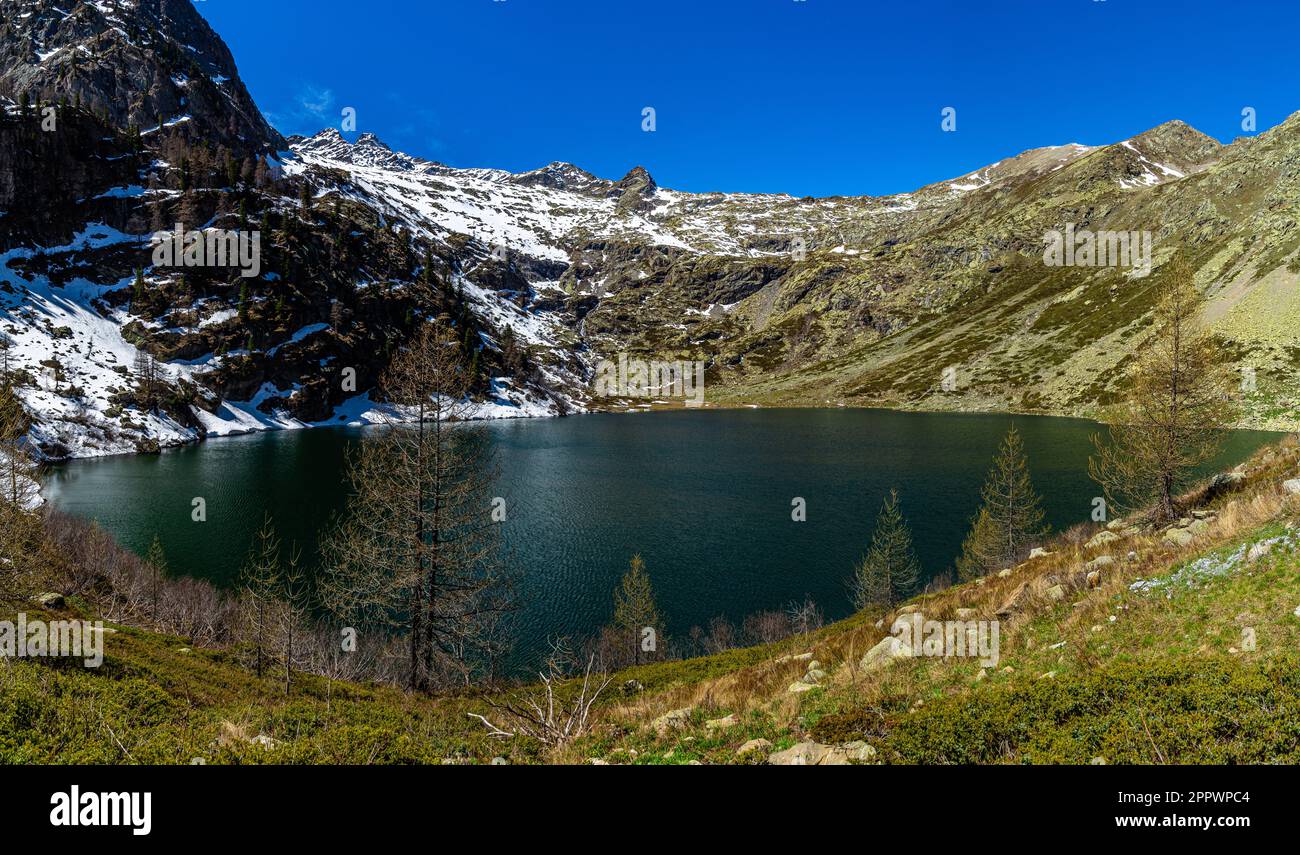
left=199, top=0, right=1300, bottom=197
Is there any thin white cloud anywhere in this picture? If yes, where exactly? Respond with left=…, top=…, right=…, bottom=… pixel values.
left=298, top=85, right=335, bottom=119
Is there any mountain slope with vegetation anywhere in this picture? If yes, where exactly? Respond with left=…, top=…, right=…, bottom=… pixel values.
left=4, top=429, right=1299, bottom=764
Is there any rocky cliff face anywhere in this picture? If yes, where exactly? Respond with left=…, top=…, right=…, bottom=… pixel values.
left=0, top=0, right=281, bottom=154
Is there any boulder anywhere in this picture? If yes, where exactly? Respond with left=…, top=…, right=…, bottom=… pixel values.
left=997, top=567, right=1013, bottom=578
left=788, top=681, right=818, bottom=694
left=1209, top=471, right=1246, bottom=495
left=1084, top=555, right=1115, bottom=570
left=860, top=635, right=912, bottom=671
left=1163, top=528, right=1194, bottom=547
left=736, top=738, right=772, bottom=757
left=837, top=741, right=877, bottom=763
left=651, top=708, right=692, bottom=736
left=32, top=592, right=65, bottom=609
left=1086, top=530, right=1121, bottom=549
left=1283, top=478, right=1300, bottom=496
left=1187, top=518, right=1212, bottom=537
left=1028, top=547, right=1054, bottom=559
left=1247, top=542, right=1273, bottom=562
left=767, top=741, right=832, bottom=766
left=704, top=714, right=737, bottom=730
left=767, top=740, right=875, bottom=766
left=1046, top=584, right=1066, bottom=601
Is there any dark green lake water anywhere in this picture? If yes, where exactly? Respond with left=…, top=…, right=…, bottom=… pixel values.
left=44, top=409, right=1277, bottom=661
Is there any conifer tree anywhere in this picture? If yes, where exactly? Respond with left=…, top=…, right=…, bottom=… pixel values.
left=0, top=375, right=35, bottom=510
left=320, top=323, right=513, bottom=692
left=240, top=514, right=283, bottom=679
left=850, top=489, right=922, bottom=608
left=1089, top=259, right=1236, bottom=522
left=611, top=554, right=664, bottom=665
left=145, top=535, right=167, bottom=621
left=955, top=426, right=1049, bottom=579
left=954, top=507, right=1001, bottom=582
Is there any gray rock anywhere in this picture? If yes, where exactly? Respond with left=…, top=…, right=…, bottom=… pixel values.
left=767, top=741, right=831, bottom=765
left=736, top=738, right=772, bottom=757
left=704, top=714, right=737, bottom=730
left=651, top=707, right=692, bottom=736
left=1086, top=530, right=1121, bottom=549
left=767, top=740, right=874, bottom=766
left=1283, top=478, right=1300, bottom=496
left=33, top=592, right=64, bottom=609
left=1247, top=541, right=1273, bottom=562
left=1046, top=584, right=1066, bottom=601
left=860, top=635, right=912, bottom=671
left=1164, top=528, right=1194, bottom=547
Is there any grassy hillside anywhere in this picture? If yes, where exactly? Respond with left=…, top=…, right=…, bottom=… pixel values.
left=4, top=436, right=1299, bottom=765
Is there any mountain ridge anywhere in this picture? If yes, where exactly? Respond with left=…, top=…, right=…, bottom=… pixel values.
left=2, top=0, right=1299, bottom=463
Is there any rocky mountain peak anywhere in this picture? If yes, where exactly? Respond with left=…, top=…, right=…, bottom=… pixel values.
left=510, top=161, right=602, bottom=192
left=0, top=0, right=283, bottom=153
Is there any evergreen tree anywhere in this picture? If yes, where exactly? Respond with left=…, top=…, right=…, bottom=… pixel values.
left=145, top=535, right=167, bottom=621
left=240, top=514, right=283, bottom=679
left=0, top=376, right=35, bottom=510
left=611, top=554, right=664, bottom=665
left=954, top=507, right=1001, bottom=582
left=1089, top=259, right=1236, bottom=522
left=955, top=426, right=1048, bottom=579
left=849, top=489, right=922, bottom=608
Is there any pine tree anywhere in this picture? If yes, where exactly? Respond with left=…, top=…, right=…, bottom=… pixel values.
left=611, top=554, right=664, bottom=665
left=850, top=489, right=922, bottom=608
left=0, top=376, right=36, bottom=510
left=954, top=507, right=1001, bottom=582
left=145, top=535, right=167, bottom=622
left=240, top=514, right=283, bottom=679
left=955, top=426, right=1048, bottom=579
left=1089, top=259, right=1236, bottom=522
